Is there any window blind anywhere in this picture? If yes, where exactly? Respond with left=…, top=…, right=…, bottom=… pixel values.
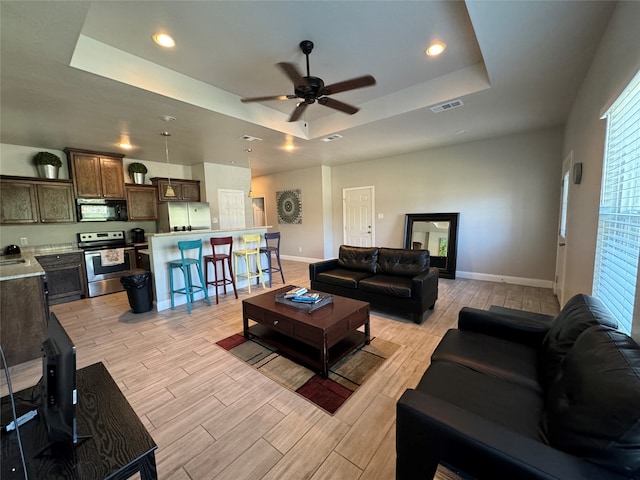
left=593, top=70, right=640, bottom=334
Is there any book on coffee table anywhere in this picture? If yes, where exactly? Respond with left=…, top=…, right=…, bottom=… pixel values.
left=275, top=291, right=333, bottom=312
left=284, top=287, right=308, bottom=299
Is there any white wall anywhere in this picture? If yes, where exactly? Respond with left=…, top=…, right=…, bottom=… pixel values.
left=561, top=0, right=640, bottom=304
left=252, top=165, right=329, bottom=260
left=329, top=127, right=563, bottom=285
left=253, top=127, right=563, bottom=285
left=196, top=162, right=252, bottom=229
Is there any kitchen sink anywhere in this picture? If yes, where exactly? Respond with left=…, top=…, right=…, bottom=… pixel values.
left=0, top=258, right=26, bottom=266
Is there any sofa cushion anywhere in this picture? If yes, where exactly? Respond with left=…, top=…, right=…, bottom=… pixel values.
left=337, top=245, right=378, bottom=273
left=377, top=247, right=430, bottom=277
left=538, top=294, right=618, bottom=388
left=359, top=274, right=413, bottom=298
left=432, top=329, right=541, bottom=393
left=416, top=361, right=545, bottom=441
left=543, top=326, right=640, bottom=477
left=316, top=269, right=373, bottom=288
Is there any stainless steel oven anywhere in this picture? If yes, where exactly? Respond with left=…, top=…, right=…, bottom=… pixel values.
left=78, top=231, right=137, bottom=297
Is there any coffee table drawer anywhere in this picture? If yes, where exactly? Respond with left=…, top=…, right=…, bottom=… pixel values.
left=265, top=313, right=293, bottom=334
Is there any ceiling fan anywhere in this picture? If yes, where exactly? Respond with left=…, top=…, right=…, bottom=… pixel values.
left=241, top=40, right=376, bottom=122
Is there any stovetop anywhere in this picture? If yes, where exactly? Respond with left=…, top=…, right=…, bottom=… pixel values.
left=78, top=231, right=128, bottom=250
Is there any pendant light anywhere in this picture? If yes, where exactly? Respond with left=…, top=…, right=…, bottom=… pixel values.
left=161, top=131, right=176, bottom=198
left=246, top=148, right=254, bottom=198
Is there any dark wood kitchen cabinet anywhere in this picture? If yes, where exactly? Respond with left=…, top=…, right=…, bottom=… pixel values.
left=65, top=148, right=125, bottom=199
left=0, top=274, right=47, bottom=367
left=126, top=185, right=158, bottom=220
left=151, top=177, right=200, bottom=202
left=36, top=252, right=87, bottom=305
left=0, top=176, right=75, bottom=224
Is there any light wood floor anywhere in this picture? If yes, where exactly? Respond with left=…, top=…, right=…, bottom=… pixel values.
left=2, top=260, right=559, bottom=480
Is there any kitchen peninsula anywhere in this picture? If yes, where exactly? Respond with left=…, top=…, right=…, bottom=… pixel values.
left=0, top=253, right=47, bottom=366
left=147, top=227, right=271, bottom=311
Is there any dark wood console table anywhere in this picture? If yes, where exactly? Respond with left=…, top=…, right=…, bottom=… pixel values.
left=1, top=362, right=157, bottom=479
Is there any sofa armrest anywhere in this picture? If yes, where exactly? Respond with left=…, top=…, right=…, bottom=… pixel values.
left=411, top=266, right=439, bottom=301
left=396, top=389, right=624, bottom=480
left=309, top=259, right=340, bottom=281
left=458, top=307, right=553, bottom=347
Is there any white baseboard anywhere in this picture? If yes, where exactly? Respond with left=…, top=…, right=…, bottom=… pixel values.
left=456, top=271, right=554, bottom=289
left=280, top=254, right=324, bottom=263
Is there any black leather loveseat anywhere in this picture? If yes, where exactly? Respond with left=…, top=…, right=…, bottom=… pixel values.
left=396, top=294, right=640, bottom=479
left=309, top=245, right=439, bottom=323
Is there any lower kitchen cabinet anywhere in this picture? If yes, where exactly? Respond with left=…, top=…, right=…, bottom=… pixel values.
left=36, top=252, right=87, bottom=305
left=0, top=275, right=47, bottom=367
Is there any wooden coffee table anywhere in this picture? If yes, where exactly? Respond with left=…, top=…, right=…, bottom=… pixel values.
left=242, top=286, right=370, bottom=377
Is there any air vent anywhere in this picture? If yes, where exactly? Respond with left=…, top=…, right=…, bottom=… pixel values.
left=238, top=135, right=263, bottom=142
left=321, top=134, right=343, bottom=143
left=430, top=99, right=464, bottom=113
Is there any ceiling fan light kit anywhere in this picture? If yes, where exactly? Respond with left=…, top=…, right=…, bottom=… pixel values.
left=241, top=40, right=376, bottom=122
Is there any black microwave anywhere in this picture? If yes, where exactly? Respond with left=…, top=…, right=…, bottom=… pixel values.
left=76, top=199, right=128, bottom=222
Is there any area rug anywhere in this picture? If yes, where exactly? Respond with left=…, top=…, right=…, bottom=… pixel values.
left=216, top=333, right=400, bottom=414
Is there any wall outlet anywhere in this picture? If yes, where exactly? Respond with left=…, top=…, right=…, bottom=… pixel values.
left=19, top=237, right=28, bottom=246
left=212, top=217, right=218, bottom=224
left=298, top=247, right=302, bottom=252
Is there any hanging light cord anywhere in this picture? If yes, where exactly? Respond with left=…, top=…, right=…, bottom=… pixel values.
left=164, top=133, right=172, bottom=188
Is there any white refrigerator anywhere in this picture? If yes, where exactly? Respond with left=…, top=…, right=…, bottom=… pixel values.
left=157, top=202, right=212, bottom=232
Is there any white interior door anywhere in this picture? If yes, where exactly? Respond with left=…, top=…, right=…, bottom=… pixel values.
left=554, top=152, right=573, bottom=306
left=343, top=186, right=375, bottom=246
left=218, top=189, right=246, bottom=229
left=252, top=197, right=266, bottom=226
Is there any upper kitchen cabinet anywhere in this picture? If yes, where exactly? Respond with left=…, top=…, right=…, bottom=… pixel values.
left=0, top=176, right=75, bottom=224
left=126, top=185, right=158, bottom=221
left=151, top=177, right=200, bottom=202
left=65, top=148, right=125, bottom=199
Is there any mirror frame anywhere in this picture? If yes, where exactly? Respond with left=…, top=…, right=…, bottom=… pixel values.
left=404, top=213, right=460, bottom=279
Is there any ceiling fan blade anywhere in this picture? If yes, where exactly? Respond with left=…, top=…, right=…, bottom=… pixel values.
left=277, top=62, right=309, bottom=87
left=241, top=95, right=296, bottom=103
left=318, top=97, right=359, bottom=115
left=288, top=102, right=309, bottom=122
left=322, top=75, right=376, bottom=96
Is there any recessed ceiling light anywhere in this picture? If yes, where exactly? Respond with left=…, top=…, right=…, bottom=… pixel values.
left=119, top=143, right=133, bottom=150
left=238, top=134, right=263, bottom=142
left=284, top=144, right=295, bottom=151
left=160, top=114, right=176, bottom=122
left=153, top=33, right=175, bottom=48
left=426, top=41, right=446, bottom=57
left=321, top=134, right=343, bottom=143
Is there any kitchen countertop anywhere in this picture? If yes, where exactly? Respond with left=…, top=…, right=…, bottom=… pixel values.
left=0, top=253, right=45, bottom=281
left=0, top=244, right=83, bottom=281
left=150, top=226, right=273, bottom=237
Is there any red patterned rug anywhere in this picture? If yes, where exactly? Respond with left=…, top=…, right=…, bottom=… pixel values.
left=216, top=333, right=400, bottom=414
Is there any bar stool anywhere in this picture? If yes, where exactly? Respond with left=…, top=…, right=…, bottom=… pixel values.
left=260, top=232, right=285, bottom=287
left=168, top=240, right=211, bottom=314
left=233, top=233, right=265, bottom=293
left=204, top=236, right=238, bottom=304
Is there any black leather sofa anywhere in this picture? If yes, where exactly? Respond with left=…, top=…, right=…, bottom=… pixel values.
left=309, top=245, right=439, bottom=323
left=396, top=294, right=640, bottom=479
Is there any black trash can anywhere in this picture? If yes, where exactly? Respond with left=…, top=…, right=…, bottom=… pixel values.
left=120, top=270, right=153, bottom=313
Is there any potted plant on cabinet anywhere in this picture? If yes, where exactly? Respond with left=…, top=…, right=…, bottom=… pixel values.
left=128, top=162, right=148, bottom=185
left=33, top=151, right=62, bottom=179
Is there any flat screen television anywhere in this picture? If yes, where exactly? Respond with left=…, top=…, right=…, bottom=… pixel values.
left=40, top=312, right=77, bottom=444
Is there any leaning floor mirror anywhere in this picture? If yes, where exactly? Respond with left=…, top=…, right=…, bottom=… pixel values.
left=404, top=213, right=460, bottom=279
